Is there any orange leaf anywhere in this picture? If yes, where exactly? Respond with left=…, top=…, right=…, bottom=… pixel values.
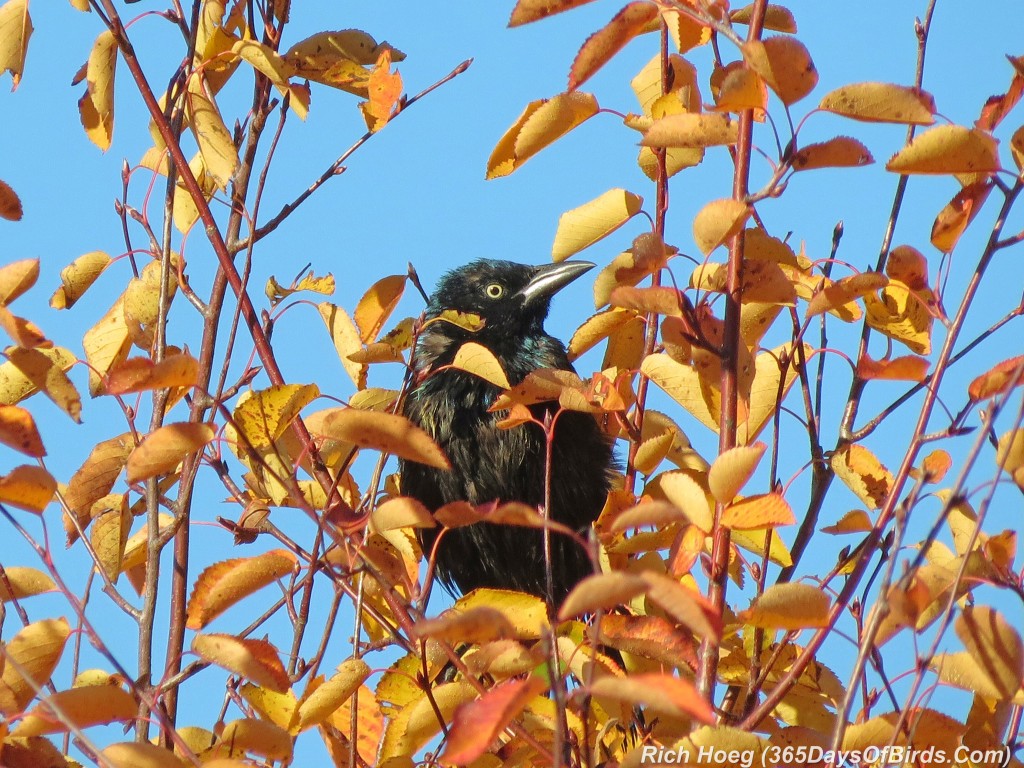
left=105, top=353, right=199, bottom=395
left=0, top=178, right=22, bottom=221
left=311, top=407, right=449, bottom=469
left=820, top=509, right=872, bottom=535
left=186, top=550, right=297, bottom=629
left=125, top=422, right=215, bottom=483
left=930, top=180, right=993, bottom=253
left=738, top=582, right=829, bottom=629
left=442, top=676, right=548, bottom=764
left=0, top=464, right=56, bottom=513
left=590, top=672, right=714, bottom=723
left=792, top=136, right=873, bottom=171
left=831, top=444, right=893, bottom=510
left=0, top=403, right=44, bottom=456
left=856, top=354, right=929, bottom=382
left=509, top=0, right=598, bottom=26
left=969, top=355, right=1024, bottom=401
left=569, top=2, right=657, bottom=90
left=414, top=606, right=516, bottom=645
left=558, top=572, right=648, bottom=620
left=192, top=634, right=290, bottom=692
left=12, top=686, right=137, bottom=737
left=354, top=274, right=405, bottom=343
left=360, top=49, right=403, bottom=132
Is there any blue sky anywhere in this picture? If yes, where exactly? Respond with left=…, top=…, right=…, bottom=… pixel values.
left=3, top=1, right=1024, bottom=761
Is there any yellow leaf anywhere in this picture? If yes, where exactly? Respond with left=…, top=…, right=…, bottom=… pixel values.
left=708, top=442, right=766, bottom=503
left=558, top=573, right=647, bottom=620
left=450, top=341, right=511, bottom=389
left=0, top=258, right=38, bottom=305
left=12, top=685, right=137, bottom=737
left=692, top=198, right=750, bottom=255
left=78, top=29, right=116, bottom=151
left=370, top=496, right=434, bottom=532
left=310, top=407, right=449, bottom=469
left=0, top=618, right=70, bottom=716
left=552, top=188, right=643, bottom=261
left=730, top=4, right=797, bottom=33
left=283, top=29, right=404, bottom=96
left=62, top=432, right=133, bottom=531
left=720, top=492, right=795, bottom=530
left=318, top=302, right=366, bottom=389
left=454, top=589, right=547, bottom=640
left=219, top=718, right=293, bottom=761
left=186, top=79, right=238, bottom=189
left=90, top=495, right=130, bottom=580
left=171, top=152, right=216, bottom=234
left=568, top=307, right=637, bottom=360
left=831, top=444, right=893, bottom=510
left=568, top=2, right=657, bottom=90
left=997, top=429, right=1024, bottom=488
left=792, top=136, right=874, bottom=171
left=232, top=383, right=319, bottom=448
left=641, top=112, right=739, bottom=148
left=632, top=53, right=700, bottom=116
left=0, top=566, right=55, bottom=602
left=50, top=250, right=111, bottom=309
left=296, top=658, right=371, bottom=731
left=660, top=471, right=713, bottom=532
left=232, top=37, right=293, bottom=88
left=265, top=271, right=335, bottom=304
left=101, top=742, right=189, bottom=768
left=739, top=582, right=829, bottom=629
left=820, top=509, right=873, bottom=535
left=887, top=124, right=1001, bottom=175
left=125, top=422, right=215, bottom=483
left=0, top=177, right=22, bottom=220
left=0, top=0, right=32, bottom=89
left=359, top=49, right=403, bottom=132
left=0, top=305, right=48, bottom=348
left=487, top=91, right=599, bottom=179
left=864, top=281, right=934, bottom=355
left=710, top=63, right=767, bottom=114
left=742, top=36, right=817, bottom=105
left=819, top=82, right=936, bottom=124
left=354, top=274, right=405, bottom=343
left=192, top=634, right=290, bottom=692
left=805, top=271, right=887, bottom=319
left=186, top=550, right=297, bottom=630
left=955, top=606, right=1024, bottom=699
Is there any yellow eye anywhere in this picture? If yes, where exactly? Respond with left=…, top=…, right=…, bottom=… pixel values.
left=485, top=283, right=504, bottom=299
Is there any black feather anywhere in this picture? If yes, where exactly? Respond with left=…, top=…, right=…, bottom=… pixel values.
left=400, top=259, right=617, bottom=604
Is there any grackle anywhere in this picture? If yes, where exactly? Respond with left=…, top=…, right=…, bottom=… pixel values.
left=400, top=259, right=617, bottom=605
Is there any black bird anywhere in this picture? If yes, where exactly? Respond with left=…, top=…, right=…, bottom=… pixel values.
left=400, top=259, right=617, bottom=604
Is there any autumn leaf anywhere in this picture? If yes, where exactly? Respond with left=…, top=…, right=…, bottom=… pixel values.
left=78, top=29, right=117, bottom=151
left=487, top=91, right=599, bottom=178
left=125, top=422, right=216, bottom=483
left=708, top=442, right=766, bottom=502
left=0, top=464, right=56, bottom=513
left=551, top=188, right=643, bottom=262
left=0, top=618, right=71, bottom=716
left=0, top=177, right=22, bottom=220
left=969, top=355, right=1024, bottom=400
left=360, top=49, right=403, bottom=131
left=309, top=407, right=449, bottom=469
left=742, top=36, right=818, bottom=105
left=739, top=582, right=830, bottom=629
left=186, top=550, right=297, bottom=629
left=450, top=342, right=511, bottom=389
left=831, top=444, right=893, bottom=510
left=792, top=136, right=873, bottom=171
left=50, top=251, right=112, bottom=309
left=818, top=82, right=936, bottom=124
left=186, top=79, right=239, bottom=189
left=641, top=112, right=739, bottom=148
left=692, top=198, right=751, bottom=254
left=192, top=634, right=290, bottom=693
left=509, top=0, right=599, bottom=26
left=442, top=676, right=548, bottom=764
left=886, top=124, right=1000, bottom=175
left=0, top=0, right=32, bottom=90
left=568, top=3, right=657, bottom=91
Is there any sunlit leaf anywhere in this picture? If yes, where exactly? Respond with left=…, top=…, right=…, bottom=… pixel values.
left=354, top=274, right=405, bottom=343
left=831, top=444, right=893, bottom=510
left=708, top=442, right=766, bottom=503
left=487, top=91, right=600, bottom=178
left=641, top=112, right=739, bottom=148
left=192, top=634, right=290, bottom=692
left=0, top=177, right=22, bottom=220
left=186, top=79, right=239, bottom=189
left=742, top=36, right=817, bottom=105
left=792, top=136, right=873, bottom=171
left=568, top=2, right=657, bottom=90
left=0, top=0, right=32, bottom=90
left=186, top=550, right=297, bottom=630
left=310, top=407, right=449, bottom=469
left=856, top=354, right=929, bottom=382
left=50, top=250, right=112, bottom=309
left=730, top=4, right=797, bottom=33
left=125, top=422, right=215, bottom=483
left=509, top=0, right=599, bottom=26
left=692, top=198, right=750, bottom=255
left=359, top=49, right=403, bottom=132
left=0, top=618, right=70, bottom=716
left=296, top=658, right=371, bottom=731
left=590, top=673, right=713, bottom=723
left=931, top=180, right=994, bottom=253
left=551, top=188, right=643, bottom=262
left=969, top=355, right=1024, bottom=401
left=0, top=464, right=56, bottom=513
left=78, top=29, right=116, bottom=150
left=12, top=685, right=137, bottom=737
left=720, top=492, right=795, bottom=530
left=819, top=82, right=935, bottom=124
left=442, top=676, right=548, bottom=764
left=886, top=125, right=1000, bottom=175
left=450, top=341, right=511, bottom=389
left=739, top=582, right=829, bottom=629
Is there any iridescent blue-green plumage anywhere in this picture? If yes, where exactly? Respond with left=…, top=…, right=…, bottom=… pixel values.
left=400, top=259, right=617, bottom=603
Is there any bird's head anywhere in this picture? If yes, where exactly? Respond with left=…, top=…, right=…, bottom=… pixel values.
left=423, top=259, right=594, bottom=342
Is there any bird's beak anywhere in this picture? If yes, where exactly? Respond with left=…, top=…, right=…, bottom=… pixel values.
left=519, top=261, right=595, bottom=306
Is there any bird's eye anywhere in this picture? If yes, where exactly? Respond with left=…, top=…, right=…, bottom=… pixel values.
left=484, top=283, right=504, bottom=299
